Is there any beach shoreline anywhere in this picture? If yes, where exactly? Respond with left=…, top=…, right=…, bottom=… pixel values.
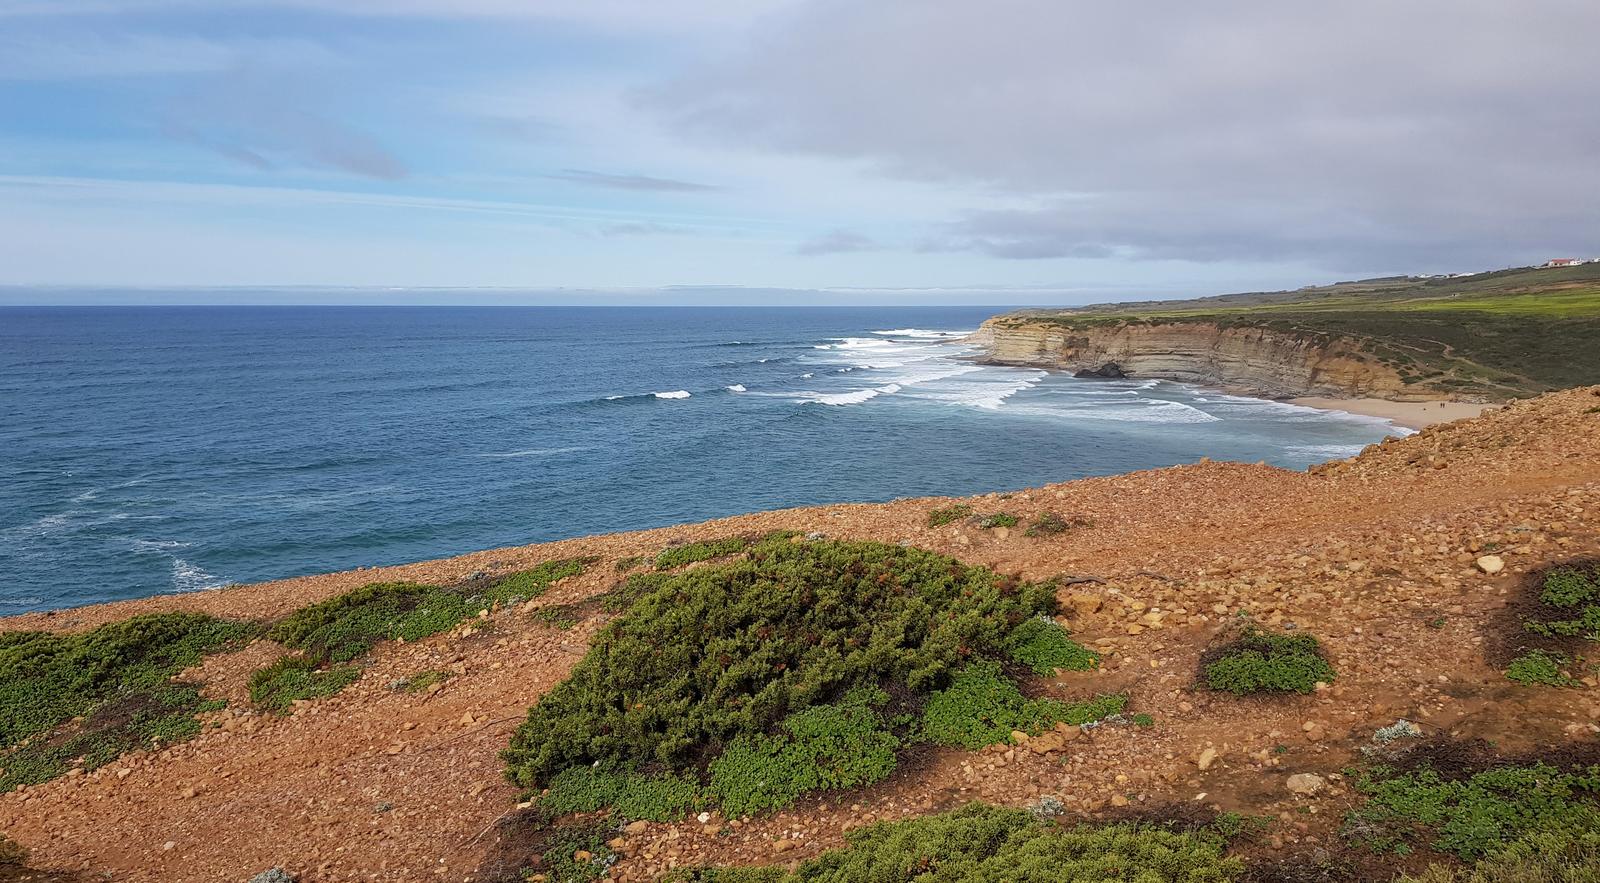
left=1289, top=396, right=1494, bottom=430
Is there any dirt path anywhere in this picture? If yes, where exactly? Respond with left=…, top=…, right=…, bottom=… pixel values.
left=4, top=387, right=1599, bottom=882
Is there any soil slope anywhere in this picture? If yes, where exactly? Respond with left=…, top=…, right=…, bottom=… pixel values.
left=3, top=387, right=1600, bottom=883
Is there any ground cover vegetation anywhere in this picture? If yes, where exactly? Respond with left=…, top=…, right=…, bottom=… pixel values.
left=1203, top=627, right=1336, bottom=695
left=0, top=613, right=254, bottom=791
left=669, top=802, right=1243, bottom=882
left=247, top=558, right=590, bottom=711
left=503, top=540, right=1110, bottom=821
left=1503, top=560, right=1599, bottom=687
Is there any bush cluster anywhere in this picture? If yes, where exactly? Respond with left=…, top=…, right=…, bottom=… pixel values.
left=978, top=513, right=1019, bottom=529
left=1203, top=627, right=1335, bottom=695
left=1401, top=827, right=1600, bottom=883
left=1346, top=762, right=1600, bottom=860
left=671, top=803, right=1243, bottom=882
left=656, top=537, right=751, bottom=570
left=505, top=540, right=1108, bottom=817
left=539, top=766, right=704, bottom=821
left=248, top=656, right=361, bottom=712
left=0, top=613, right=252, bottom=791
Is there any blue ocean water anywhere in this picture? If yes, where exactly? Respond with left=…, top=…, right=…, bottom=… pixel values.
left=0, top=306, right=1402, bottom=612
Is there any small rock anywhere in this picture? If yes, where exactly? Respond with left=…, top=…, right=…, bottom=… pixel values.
left=1195, top=747, right=1219, bottom=771
left=1286, top=773, right=1326, bottom=796
left=625, top=820, right=649, bottom=835
left=1476, top=555, right=1505, bottom=574
left=773, top=839, right=798, bottom=854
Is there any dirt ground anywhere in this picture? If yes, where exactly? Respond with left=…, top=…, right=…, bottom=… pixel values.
left=3, top=386, right=1599, bottom=883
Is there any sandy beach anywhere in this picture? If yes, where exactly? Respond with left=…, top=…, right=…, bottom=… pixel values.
left=1290, top=396, right=1495, bottom=430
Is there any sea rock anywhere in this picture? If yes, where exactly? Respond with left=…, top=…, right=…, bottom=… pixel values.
left=1073, top=362, right=1127, bottom=379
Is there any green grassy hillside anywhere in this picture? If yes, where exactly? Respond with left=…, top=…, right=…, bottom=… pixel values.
left=999, top=263, right=1600, bottom=398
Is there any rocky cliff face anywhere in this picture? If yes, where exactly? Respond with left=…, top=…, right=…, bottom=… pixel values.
left=970, top=318, right=1430, bottom=400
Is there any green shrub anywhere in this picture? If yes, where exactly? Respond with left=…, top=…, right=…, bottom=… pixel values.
left=656, top=537, right=750, bottom=570
left=1346, top=762, right=1600, bottom=860
left=927, top=504, right=974, bottom=527
left=248, top=656, right=361, bottom=713
left=921, top=661, right=1124, bottom=750
left=1506, top=649, right=1581, bottom=687
left=539, top=766, right=704, bottom=821
left=1400, top=827, right=1600, bottom=882
left=539, top=820, right=617, bottom=882
left=533, top=605, right=581, bottom=631
left=614, top=556, right=647, bottom=572
left=0, top=613, right=252, bottom=792
left=672, top=803, right=1242, bottom=882
left=1203, top=628, right=1335, bottom=695
left=394, top=669, right=450, bottom=693
left=708, top=688, right=901, bottom=817
left=1525, top=564, right=1600, bottom=642
left=978, top=513, right=1019, bottom=529
left=504, top=540, right=1063, bottom=814
left=1007, top=617, right=1098, bottom=675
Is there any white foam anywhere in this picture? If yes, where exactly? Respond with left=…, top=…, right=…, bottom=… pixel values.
left=789, top=383, right=901, bottom=406
left=871, top=328, right=973, bottom=339
left=654, top=390, right=691, bottom=399
left=1286, top=443, right=1369, bottom=460
left=478, top=446, right=593, bottom=459
left=130, top=538, right=191, bottom=552
left=726, top=384, right=747, bottom=392
left=171, top=558, right=226, bottom=593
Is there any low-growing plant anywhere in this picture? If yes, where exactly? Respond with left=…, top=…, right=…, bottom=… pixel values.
left=1203, top=627, right=1335, bottom=695
left=504, top=540, right=1080, bottom=817
left=1525, top=563, right=1600, bottom=642
left=1346, top=761, right=1600, bottom=860
left=978, top=513, right=1019, bottom=529
left=0, top=613, right=253, bottom=791
left=539, top=766, right=704, bottom=821
left=537, top=820, right=618, bottom=882
left=533, top=605, right=581, bottom=631
left=920, top=661, right=1125, bottom=750
left=1025, top=513, right=1091, bottom=537
left=656, top=537, right=750, bottom=570
left=670, top=803, right=1243, bottom=882
left=1400, top=827, right=1600, bottom=882
left=613, top=556, right=647, bottom=572
left=1506, top=649, right=1581, bottom=687
left=393, top=668, right=450, bottom=693
left=708, top=687, right=901, bottom=817
left=251, top=558, right=589, bottom=710
left=248, top=656, right=361, bottom=713
left=927, top=504, right=974, bottom=527
left=1006, top=616, right=1098, bottom=675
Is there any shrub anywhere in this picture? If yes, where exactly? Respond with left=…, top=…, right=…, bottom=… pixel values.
left=538, top=820, right=618, bottom=882
left=1525, top=563, right=1600, bottom=642
left=0, top=613, right=253, bottom=791
left=920, top=661, right=1125, bottom=750
left=487, top=558, right=590, bottom=603
left=394, top=669, right=450, bottom=693
left=708, top=688, right=901, bottom=817
left=1346, top=762, right=1600, bottom=860
left=248, top=656, right=361, bottom=713
left=1203, top=628, right=1335, bottom=695
left=504, top=540, right=1066, bottom=815
left=1506, top=649, right=1581, bottom=687
left=671, top=803, right=1243, bottom=882
left=978, top=513, right=1019, bottom=529
left=927, top=504, right=974, bottom=527
left=1007, top=617, right=1098, bottom=675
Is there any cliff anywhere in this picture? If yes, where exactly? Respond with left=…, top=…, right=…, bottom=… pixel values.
left=969, top=317, right=1433, bottom=400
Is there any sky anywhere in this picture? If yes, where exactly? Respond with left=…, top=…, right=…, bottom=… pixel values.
left=2, top=0, right=1598, bottom=303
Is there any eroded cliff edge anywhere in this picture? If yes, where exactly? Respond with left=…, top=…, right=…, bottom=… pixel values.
left=969, top=316, right=1457, bottom=401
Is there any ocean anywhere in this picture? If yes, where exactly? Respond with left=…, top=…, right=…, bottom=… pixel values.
left=0, top=306, right=1402, bottom=612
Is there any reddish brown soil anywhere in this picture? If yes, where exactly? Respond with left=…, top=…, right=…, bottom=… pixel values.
left=4, top=386, right=1599, bottom=883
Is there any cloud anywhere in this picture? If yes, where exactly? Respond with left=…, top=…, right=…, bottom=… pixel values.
left=547, top=168, right=719, bottom=193
left=0, top=32, right=337, bottom=80
left=648, top=0, right=1600, bottom=271
left=598, top=221, right=684, bottom=236
left=163, top=75, right=407, bottom=180
left=795, top=229, right=880, bottom=256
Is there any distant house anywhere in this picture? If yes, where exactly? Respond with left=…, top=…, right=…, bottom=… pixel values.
left=1544, top=258, right=1582, bottom=267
